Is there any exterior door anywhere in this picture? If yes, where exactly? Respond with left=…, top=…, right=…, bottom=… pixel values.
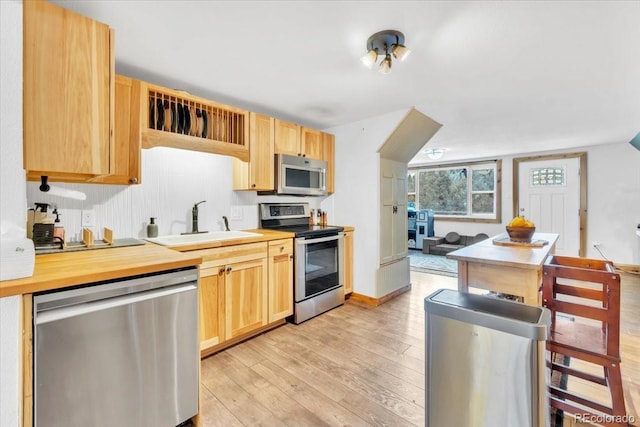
left=518, top=157, right=581, bottom=256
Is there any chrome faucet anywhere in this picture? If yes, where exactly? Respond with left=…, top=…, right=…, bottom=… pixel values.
left=222, top=216, right=230, bottom=231
left=182, top=201, right=207, bottom=234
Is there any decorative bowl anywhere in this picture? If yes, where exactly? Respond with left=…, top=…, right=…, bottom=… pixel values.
left=506, top=226, right=535, bottom=243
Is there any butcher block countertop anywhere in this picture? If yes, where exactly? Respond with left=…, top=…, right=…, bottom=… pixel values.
left=163, top=229, right=295, bottom=252
left=0, top=229, right=295, bottom=297
left=447, top=232, right=559, bottom=269
left=0, top=243, right=203, bottom=298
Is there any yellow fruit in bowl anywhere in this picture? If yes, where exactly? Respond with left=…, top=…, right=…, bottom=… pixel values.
left=506, top=216, right=535, bottom=242
left=508, top=216, right=535, bottom=228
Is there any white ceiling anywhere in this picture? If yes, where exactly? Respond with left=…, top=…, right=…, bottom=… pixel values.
left=53, top=0, right=640, bottom=164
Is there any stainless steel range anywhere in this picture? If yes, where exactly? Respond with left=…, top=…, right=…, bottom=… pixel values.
left=259, top=203, right=344, bottom=324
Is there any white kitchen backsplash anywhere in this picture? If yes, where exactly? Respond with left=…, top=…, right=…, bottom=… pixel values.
left=26, top=147, right=325, bottom=241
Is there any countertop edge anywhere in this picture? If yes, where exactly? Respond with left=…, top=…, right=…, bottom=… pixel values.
left=159, top=229, right=295, bottom=252
left=0, top=244, right=203, bottom=298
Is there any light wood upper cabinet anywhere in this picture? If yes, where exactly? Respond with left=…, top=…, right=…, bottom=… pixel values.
left=274, top=120, right=323, bottom=160
left=268, top=239, right=294, bottom=322
left=140, top=82, right=250, bottom=161
left=274, top=119, right=301, bottom=156
left=23, top=0, right=114, bottom=182
left=301, top=127, right=323, bottom=159
left=344, top=230, right=354, bottom=295
left=96, top=75, right=142, bottom=184
left=232, top=113, right=274, bottom=191
left=322, top=132, right=335, bottom=194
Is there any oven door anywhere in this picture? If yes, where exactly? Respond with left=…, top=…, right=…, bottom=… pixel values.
left=295, top=233, right=344, bottom=302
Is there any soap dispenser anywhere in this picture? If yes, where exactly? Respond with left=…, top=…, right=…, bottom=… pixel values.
left=147, top=217, right=158, bottom=238
left=52, top=208, right=65, bottom=243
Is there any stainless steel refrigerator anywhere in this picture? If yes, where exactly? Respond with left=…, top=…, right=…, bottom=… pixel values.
left=424, top=289, right=550, bottom=427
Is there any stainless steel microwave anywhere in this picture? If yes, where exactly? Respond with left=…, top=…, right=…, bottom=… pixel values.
left=274, top=153, right=327, bottom=196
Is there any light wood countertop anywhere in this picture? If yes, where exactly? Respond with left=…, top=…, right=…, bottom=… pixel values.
left=160, top=229, right=295, bottom=252
left=0, top=229, right=295, bottom=297
left=447, top=232, right=559, bottom=270
left=0, top=243, right=202, bottom=297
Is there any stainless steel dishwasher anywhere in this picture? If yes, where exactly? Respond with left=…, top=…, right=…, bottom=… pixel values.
left=33, top=267, right=199, bottom=427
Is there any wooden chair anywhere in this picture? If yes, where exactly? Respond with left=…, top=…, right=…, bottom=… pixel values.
left=542, top=255, right=626, bottom=426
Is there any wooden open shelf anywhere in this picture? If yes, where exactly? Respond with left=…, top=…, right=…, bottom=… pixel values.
left=141, top=83, right=249, bottom=161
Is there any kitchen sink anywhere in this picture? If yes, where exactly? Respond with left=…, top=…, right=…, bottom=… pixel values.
left=146, top=230, right=262, bottom=247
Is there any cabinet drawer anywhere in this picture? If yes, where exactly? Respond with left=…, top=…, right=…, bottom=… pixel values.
left=268, top=239, right=293, bottom=257
left=191, top=242, right=267, bottom=269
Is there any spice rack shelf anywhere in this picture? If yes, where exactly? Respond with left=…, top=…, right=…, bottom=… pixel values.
left=140, top=83, right=249, bottom=161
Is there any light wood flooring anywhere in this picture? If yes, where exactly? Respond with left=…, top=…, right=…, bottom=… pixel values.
left=199, top=271, right=640, bottom=427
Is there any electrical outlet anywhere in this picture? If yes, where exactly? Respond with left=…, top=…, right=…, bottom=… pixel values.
left=231, top=206, right=243, bottom=220
left=592, top=240, right=600, bottom=247
left=81, top=210, right=95, bottom=227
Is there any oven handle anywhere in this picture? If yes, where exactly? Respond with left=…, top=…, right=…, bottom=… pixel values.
left=295, top=234, right=341, bottom=245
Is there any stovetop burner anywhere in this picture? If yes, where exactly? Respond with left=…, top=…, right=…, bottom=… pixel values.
left=258, top=203, right=343, bottom=238
left=266, top=224, right=343, bottom=238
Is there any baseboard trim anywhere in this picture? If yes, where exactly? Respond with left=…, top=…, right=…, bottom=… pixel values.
left=349, top=284, right=412, bottom=307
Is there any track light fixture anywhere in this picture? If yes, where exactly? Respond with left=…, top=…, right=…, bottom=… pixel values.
left=361, top=30, right=411, bottom=74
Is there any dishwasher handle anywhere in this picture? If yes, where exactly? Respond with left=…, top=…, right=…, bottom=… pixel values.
left=35, top=283, right=197, bottom=325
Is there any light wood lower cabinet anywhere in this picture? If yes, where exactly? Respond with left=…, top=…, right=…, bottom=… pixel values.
left=268, top=239, right=294, bottom=322
left=344, top=230, right=354, bottom=295
left=224, top=257, right=268, bottom=339
left=199, top=266, right=225, bottom=349
left=192, top=239, right=292, bottom=357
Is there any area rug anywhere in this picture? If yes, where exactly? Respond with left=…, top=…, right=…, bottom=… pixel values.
left=408, top=251, right=458, bottom=277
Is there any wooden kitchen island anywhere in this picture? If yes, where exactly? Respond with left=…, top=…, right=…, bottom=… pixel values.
left=447, top=232, right=559, bottom=305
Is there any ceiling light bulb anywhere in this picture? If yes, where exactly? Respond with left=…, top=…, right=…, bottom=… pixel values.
left=423, top=148, right=445, bottom=160
left=379, top=54, right=392, bottom=74
left=392, top=44, right=411, bottom=62
left=361, top=49, right=378, bottom=69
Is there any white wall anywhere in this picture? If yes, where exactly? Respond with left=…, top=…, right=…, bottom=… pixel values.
left=586, top=142, right=640, bottom=264
left=0, top=1, right=24, bottom=425
left=326, top=110, right=408, bottom=298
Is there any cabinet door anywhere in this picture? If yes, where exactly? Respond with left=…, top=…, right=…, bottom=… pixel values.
left=322, top=132, right=335, bottom=194
left=199, top=267, right=225, bottom=353
left=274, top=120, right=301, bottom=156
left=301, top=127, right=323, bottom=159
left=24, top=0, right=113, bottom=176
left=344, top=231, right=354, bottom=295
left=92, top=75, right=141, bottom=184
left=380, top=159, right=408, bottom=264
left=268, top=240, right=293, bottom=322
left=225, top=258, right=268, bottom=339
left=232, top=113, right=274, bottom=190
